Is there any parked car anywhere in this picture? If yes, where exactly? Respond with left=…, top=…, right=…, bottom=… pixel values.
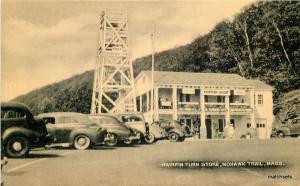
left=274, top=118, right=300, bottom=138
left=145, top=123, right=168, bottom=144
left=105, top=113, right=149, bottom=144
left=89, top=115, right=140, bottom=146
left=37, top=112, right=107, bottom=150
left=152, top=120, right=186, bottom=142
left=1, top=102, right=52, bottom=158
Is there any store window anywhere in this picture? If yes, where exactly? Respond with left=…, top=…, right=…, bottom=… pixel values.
left=217, top=96, right=225, bottom=103
left=180, top=94, right=183, bottom=102
left=186, top=95, right=190, bottom=102
left=256, top=123, right=266, bottom=128
left=247, top=123, right=251, bottom=128
left=257, top=94, right=264, bottom=105
left=179, top=94, right=191, bottom=102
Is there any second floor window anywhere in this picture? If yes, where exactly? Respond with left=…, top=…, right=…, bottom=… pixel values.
left=186, top=94, right=190, bottom=102
left=179, top=94, right=190, bottom=102
left=217, top=96, right=225, bottom=103
left=257, top=94, right=263, bottom=105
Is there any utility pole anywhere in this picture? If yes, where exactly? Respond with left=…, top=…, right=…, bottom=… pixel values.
left=150, top=30, right=155, bottom=122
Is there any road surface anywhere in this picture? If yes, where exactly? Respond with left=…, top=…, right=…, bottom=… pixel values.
left=2, top=138, right=300, bottom=186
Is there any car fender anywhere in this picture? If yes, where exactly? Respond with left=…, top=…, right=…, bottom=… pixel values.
left=68, top=128, right=98, bottom=144
left=277, top=127, right=290, bottom=136
left=107, top=129, right=130, bottom=140
left=2, top=127, right=38, bottom=143
left=169, top=129, right=185, bottom=137
left=150, top=127, right=166, bottom=138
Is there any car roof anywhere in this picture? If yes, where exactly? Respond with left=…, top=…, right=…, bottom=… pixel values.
left=1, top=102, right=32, bottom=115
left=89, top=114, right=119, bottom=120
left=89, top=113, right=144, bottom=118
left=104, top=112, right=143, bottom=116
left=38, top=112, right=86, bottom=118
left=1, top=102, right=30, bottom=110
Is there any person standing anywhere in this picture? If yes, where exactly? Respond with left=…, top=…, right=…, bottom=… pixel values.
left=228, top=123, right=235, bottom=139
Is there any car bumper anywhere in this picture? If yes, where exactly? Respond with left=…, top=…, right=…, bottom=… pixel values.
left=31, top=134, right=53, bottom=147
left=126, top=132, right=141, bottom=141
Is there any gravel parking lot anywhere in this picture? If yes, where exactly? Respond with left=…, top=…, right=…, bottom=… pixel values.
left=2, top=138, right=300, bottom=186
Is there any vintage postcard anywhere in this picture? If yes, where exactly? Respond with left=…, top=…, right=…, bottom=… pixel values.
left=1, top=0, right=299, bottom=186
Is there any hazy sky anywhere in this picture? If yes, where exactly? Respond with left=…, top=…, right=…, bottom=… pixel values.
left=1, top=0, right=254, bottom=101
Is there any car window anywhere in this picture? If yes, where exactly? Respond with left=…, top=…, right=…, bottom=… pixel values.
left=121, top=116, right=131, bottom=122
left=1, top=109, right=26, bottom=119
left=121, top=115, right=143, bottom=122
left=129, top=115, right=143, bottom=122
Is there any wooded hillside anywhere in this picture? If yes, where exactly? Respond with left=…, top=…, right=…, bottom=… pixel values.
left=13, top=1, right=300, bottom=123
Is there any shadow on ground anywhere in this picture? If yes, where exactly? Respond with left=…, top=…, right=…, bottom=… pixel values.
left=25, top=153, right=62, bottom=159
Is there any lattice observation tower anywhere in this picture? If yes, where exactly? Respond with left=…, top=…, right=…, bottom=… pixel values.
left=91, top=11, right=136, bottom=114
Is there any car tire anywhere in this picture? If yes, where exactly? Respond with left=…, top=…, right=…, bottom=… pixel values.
left=105, top=133, right=118, bottom=147
left=169, top=132, right=180, bottom=142
left=144, top=133, right=156, bottom=144
left=74, top=135, right=91, bottom=150
left=277, top=131, right=285, bottom=138
left=123, top=139, right=133, bottom=145
left=5, top=136, right=30, bottom=158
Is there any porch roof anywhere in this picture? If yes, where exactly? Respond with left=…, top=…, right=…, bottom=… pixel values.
left=140, top=71, right=273, bottom=90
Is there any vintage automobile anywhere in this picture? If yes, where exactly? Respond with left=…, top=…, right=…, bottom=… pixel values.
left=274, top=118, right=300, bottom=138
left=144, top=123, right=168, bottom=144
left=1, top=102, right=52, bottom=158
left=37, top=112, right=107, bottom=150
left=89, top=115, right=140, bottom=146
left=106, top=113, right=149, bottom=144
left=152, top=120, right=186, bottom=142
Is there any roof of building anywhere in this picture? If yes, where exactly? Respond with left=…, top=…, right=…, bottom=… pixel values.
left=139, top=71, right=273, bottom=90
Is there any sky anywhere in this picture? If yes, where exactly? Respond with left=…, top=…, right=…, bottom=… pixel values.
left=1, top=0, right=255, bottom=101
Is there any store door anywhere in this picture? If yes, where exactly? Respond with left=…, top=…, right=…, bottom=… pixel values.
left=206, top=119, right=212, bottom=139
left=186, top=118, right=192, bottom=130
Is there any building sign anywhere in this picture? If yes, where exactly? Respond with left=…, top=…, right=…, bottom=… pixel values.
left=182, top=88, right=195, bottom=94
left=203, top=89, right=229, bottom=95
left=234, top=89, right=246, bottom=95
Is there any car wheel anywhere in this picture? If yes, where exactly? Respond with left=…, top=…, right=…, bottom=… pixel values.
left=144, top=133, right=156, bottom=144
left=5, top=136, right=30, bottom=158
left=123, top=139, right=133, bottom=145
left=169, top=132, right=180, bottom=142
left=74, top=135, right=91, bottom=150
left=277, top=131, right=285, bottom=138
left=105, top=133, right=118, bottom=147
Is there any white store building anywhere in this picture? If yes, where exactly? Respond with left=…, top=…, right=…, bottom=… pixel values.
left=135, top=71, right=274, bottom=139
